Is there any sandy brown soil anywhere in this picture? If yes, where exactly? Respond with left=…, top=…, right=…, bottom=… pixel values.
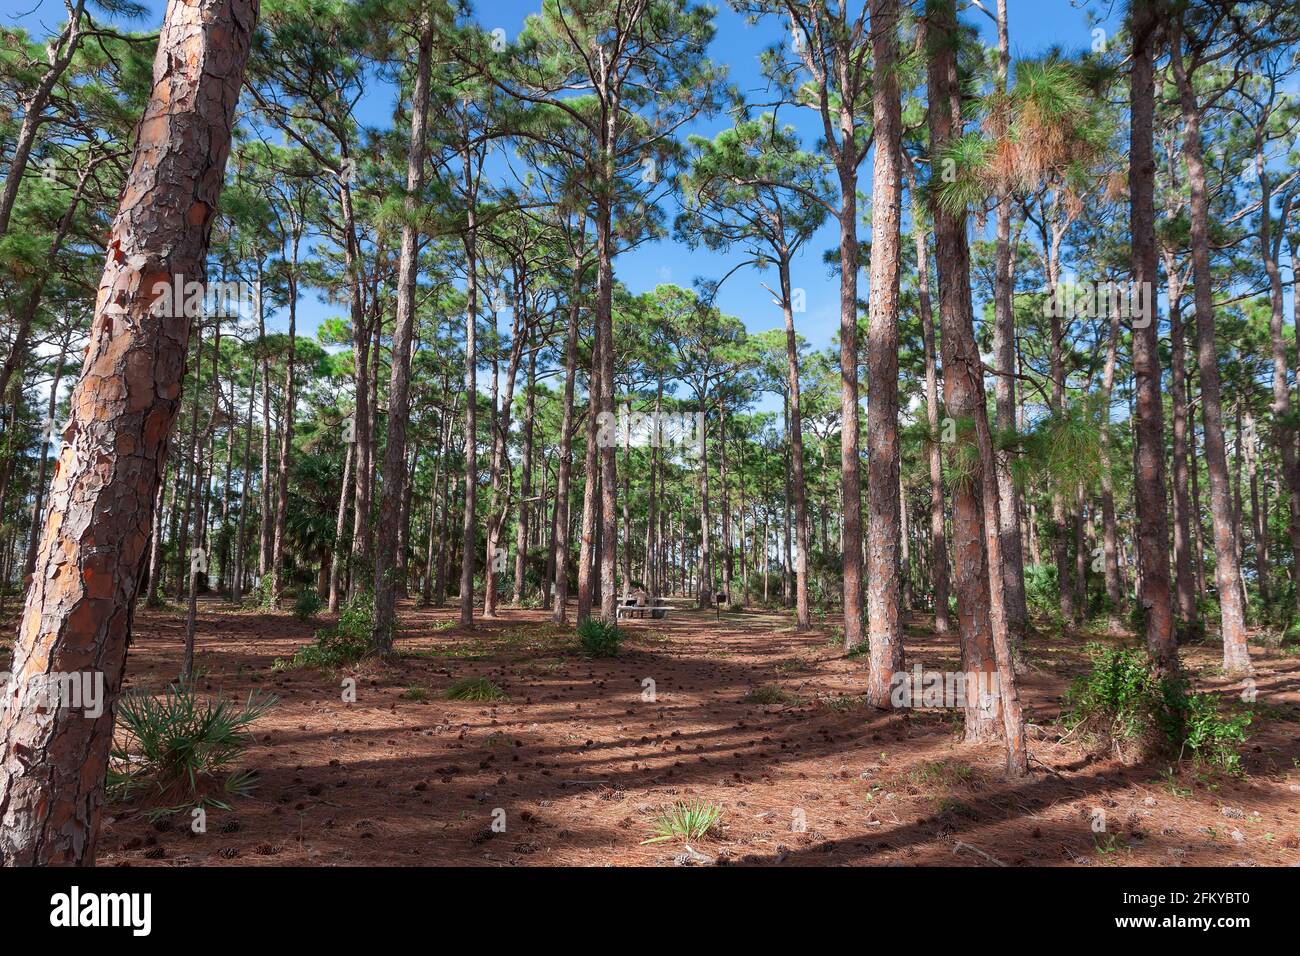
left=5, top=598, right=1300, bottom=866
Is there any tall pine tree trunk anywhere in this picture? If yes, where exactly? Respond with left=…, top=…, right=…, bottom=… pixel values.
left=552, top=260, right=583, bottom=623
left=779, top=258, right=812, bottom=630
left=0, top=0, right=256, bottom=866
left=991, top=0, right=1028, bottom=642
left=1260, top=168, right=1300, bottom=612
left=372, top=15, right=433, bottom=650
left=1166, top=263, right=1198, bottom=626
left=459, top=210, right=479, bottom=627
left=1171, top=19, right=1251, bottom=675
left=232, top=366, right=256, bottom=606
left=836, top=170, right=865, bottom=651
left=915, top=215, right=951, bottom=632
left=514, top=338, right=538, bottom=605
left=927, top=0, right=999, bottom=744
left=1099, top=310, right=1124, bottom=627
left=863, top=0, right=904, bottom=705
left=1128, top=2, right=1178, bottom=673
left=270, top=238, right=299, bottom=604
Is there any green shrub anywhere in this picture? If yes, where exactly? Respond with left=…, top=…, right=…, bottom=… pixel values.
left=1283, top=615, right=1300, bottom=646
left=109, top=685, right=276, bottom=813
left=1063, top=643, right=1250, bottom=772
left=1179, top=691, right=1251, bottom=773
left=1197, top=595, right=1221, bottom=630
left=1259, top=582, right=1297, bottom=630
left=293, top=588, right=323, bottom=622
left=1025, top=563, right=1062, bottom=620
left=256, top=575, right=277, bottom=610
left=1126, top=601, right=1148, bottom=636
left=1086, top=588, right=1120, bottom=624
left=277, top=592, right=374, bottom=669
left=277, top=630, right=367, bottom=670
left=336, top=590, right=377, bottom=641
left=1064, top=644, right=1161, bottom=753
left=577, top=617, right=623, bottom=657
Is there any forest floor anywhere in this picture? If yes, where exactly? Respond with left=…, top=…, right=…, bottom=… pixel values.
left=4, top=598, right=1300, bottom=867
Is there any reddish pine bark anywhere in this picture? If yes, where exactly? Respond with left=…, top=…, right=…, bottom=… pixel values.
left=1099, top=311, right=1125, bottom=625
left=0, top=0, right=258, bottom=866
left=928, top=0, right=1026, bottom=773
left=835, top=177, right=865, bottom=651
left=927, top=0, right=1006, bottom=750
left=459, top=140, right=479, bottom=628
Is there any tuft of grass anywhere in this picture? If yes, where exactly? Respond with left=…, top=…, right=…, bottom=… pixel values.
left=1159, top=766, right=1192, bottom=798
left=743, top=683, right=799, bottom=706
left=642, top=800, right=724, bottom=844
left=405, top=642, right=492, bottom=661
left=818, top=694, right=865, bottom=713
left=399, top=685, right=429, bottom=702
left=444, top=677, right=507, bottom=702
left=519, top=658, right=566, bottom=674
left=1180, top=692, right=1251, bottom=774
left=1094, top=833, right=1130, bottom=856
left=910, top=758, right=975, bottom=788
left=936, top=797, right=980, bottom=818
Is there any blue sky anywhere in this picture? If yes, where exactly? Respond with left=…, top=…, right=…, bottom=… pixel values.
left=462, top=1, right=1120, bottom=358
left=6, top=0, right=1122, bottom=362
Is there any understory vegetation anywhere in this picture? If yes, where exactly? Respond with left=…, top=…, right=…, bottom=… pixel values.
left=1064, top=644, right=1252, bottom=772
left=108, top=685, right=277, bottom=817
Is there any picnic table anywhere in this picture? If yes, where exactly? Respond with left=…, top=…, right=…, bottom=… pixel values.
left=616, top=595, right=671, bottom=620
